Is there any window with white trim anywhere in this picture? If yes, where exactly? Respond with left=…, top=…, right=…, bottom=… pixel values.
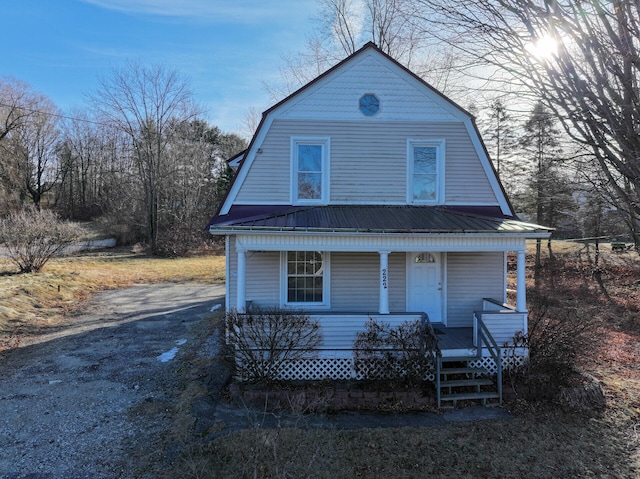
left=282, top=251, right=329, bottom=306
left=292, top=138, right=329, bottom=203
left=408, top=139, right=444, bottom=203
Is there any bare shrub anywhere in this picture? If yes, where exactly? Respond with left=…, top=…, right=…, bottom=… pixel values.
left=155, top=228, right=214, bottom=258
left=353, top=318, right=439, bottom=385
left=0, top=206, right=83, bottom=273
left=225, top=307, right=322, bottom=382
left=509, top=293, right=604, bottom=403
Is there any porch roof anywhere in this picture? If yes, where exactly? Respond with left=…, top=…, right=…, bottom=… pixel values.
left=208, top=205, right=552, bottom=236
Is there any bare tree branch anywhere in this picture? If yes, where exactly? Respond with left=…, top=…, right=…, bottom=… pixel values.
left=417, top=0, right=640, bottom=246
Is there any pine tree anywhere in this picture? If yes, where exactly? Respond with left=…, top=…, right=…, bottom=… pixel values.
left=519, top=102, right=574, bottom=285
left=477, top=99, right=520, bottom=199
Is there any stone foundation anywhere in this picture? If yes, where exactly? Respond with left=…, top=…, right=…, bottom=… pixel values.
left=228, top=382, right=437, bottom=412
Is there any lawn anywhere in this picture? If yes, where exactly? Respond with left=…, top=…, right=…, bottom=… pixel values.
left=178, top=409, right=635, bottom=478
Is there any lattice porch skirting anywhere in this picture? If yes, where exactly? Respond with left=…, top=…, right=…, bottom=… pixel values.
left=235, top=349, right=527, bottom=381
left=468, top=353, right=526, bottom=375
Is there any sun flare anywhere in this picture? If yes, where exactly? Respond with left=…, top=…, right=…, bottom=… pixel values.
left=526, top=34, right=559, bottom=60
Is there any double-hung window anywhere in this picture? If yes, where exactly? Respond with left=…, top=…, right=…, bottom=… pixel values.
left=282, top=251, right=330, bottom=307
left=292, top=137, right=329, bottom=204
left=408, top=139, right=445, bottom=203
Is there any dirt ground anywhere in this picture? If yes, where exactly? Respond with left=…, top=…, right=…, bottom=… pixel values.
left=0, top=283, right=225, bottom=479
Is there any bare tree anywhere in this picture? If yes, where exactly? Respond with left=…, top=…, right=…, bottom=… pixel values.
left=155, top=120, right=245, bottom=255
left=318, top=0, right=363, bottom=56
left=315, top=0, right=428, bottom=63
left=90, top=62, right=200, bottom=253
left=56, top=110, right=103, bottom=219
left=240, top=106, right=263, bottom=141
left=92, top=125, right=144, bottom=243
left=1, top=93, right=60, bottom=208
left=416, top=0, right=640, bottom=248
left=0, top=78, right=37, bottom=142
left=266, top=0, right=453, bottom=100
left=0, top=79, right=58, bottom=212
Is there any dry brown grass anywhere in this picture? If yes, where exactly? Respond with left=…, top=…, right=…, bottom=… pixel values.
left=172, top=239, right=640, bottom=479
left=176, top=410, right=635, bottom=479
left=0, top=248, right=225, bottom=349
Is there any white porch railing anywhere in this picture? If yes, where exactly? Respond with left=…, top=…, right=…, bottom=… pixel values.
left=231, top=305, right=527, bottom=381
left=233, top=312, right=432, bottom=381
left=474, top=298, right=528, bottom=348
left=310, top=312, right=426, bottom=356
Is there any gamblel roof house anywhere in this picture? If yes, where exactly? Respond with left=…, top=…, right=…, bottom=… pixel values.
left=208, top=43, right=551, bottom=406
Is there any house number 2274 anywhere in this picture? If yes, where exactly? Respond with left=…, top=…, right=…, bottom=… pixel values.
left=381, top=268, right=388, bottom=289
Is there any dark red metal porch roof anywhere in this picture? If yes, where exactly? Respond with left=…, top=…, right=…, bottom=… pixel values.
left=208, top=205, right=551, bottom=234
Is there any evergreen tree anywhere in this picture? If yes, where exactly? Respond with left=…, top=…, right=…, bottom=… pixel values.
left=518, top=103, right=571, bottom=225
left=518, top=102, right=575, bottom=284
left=479, top=98, right=519, bottom=198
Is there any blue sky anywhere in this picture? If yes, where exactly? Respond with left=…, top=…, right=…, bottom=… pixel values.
left=3, top=0, right=318, bottom=135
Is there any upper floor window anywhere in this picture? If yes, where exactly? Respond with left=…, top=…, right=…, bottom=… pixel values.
left=292, top=137, right=329, bottom=204
left=407, top=139, right=445, bottom=203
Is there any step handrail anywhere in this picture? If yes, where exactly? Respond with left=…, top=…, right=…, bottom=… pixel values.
left=474, top=313, right=502, bottom=405
left=420, top=313, right=444, bottom=408
left=436, top=354, right=442, bottom=408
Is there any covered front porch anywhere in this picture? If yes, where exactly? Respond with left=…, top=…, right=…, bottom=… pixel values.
left=261, top=301, right=526, bottom=382
left=228, top=232, right=532, bottom=381
left=214, top=205, right=548, bottom=321
left=214, top=206, right=549, bottom=384
left=232, top=235, right=531, bottom=318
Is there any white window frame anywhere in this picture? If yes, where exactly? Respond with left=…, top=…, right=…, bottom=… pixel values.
left=280, top=251, right=331, bottom=309
left=291, top=137, right=330, bottom=205
left=406, top=139, right=445, bottom=204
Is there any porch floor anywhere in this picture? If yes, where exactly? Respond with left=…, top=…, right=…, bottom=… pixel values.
left=432, top=324, right=475, bottom=355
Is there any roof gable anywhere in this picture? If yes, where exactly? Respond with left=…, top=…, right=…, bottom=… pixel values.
left=216, top=42, right=514, bottom=218
left=276, top=48, right=463, bottom=122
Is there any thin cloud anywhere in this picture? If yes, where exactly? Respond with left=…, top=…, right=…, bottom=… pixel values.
left=80, top=0, right=297, bottom=22
left=80, top=45, right=143, bottom=60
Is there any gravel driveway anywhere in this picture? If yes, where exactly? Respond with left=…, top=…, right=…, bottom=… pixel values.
left=0, top=283, right=225, bottom=479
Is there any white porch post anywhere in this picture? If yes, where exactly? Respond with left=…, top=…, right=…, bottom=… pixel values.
left=516, top=249, right=527, bottom=312
left=237, top=248, right=246, bottom=312
left=379, top=251, right=390, bottom=314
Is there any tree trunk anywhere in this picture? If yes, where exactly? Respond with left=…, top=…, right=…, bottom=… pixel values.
left=534, top=239, right=541, bottom=289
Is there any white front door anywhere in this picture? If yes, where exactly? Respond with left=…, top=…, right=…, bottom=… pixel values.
left=407, top=252, right=442, bottom=322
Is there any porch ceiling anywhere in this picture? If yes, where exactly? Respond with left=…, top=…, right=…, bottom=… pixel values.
left=210, top=205, right=552, bottom=235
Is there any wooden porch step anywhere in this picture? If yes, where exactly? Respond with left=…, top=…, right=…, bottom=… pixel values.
left=440, top=378, right=494, bottom=388
left=440, top=391, right=500, bottom=402
left=440, top=366, right=487, bottom=376
left=440, top=356, right=479, bottom=363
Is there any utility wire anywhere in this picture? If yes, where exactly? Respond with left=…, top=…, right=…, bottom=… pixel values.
left=0, top=101, right=107, bottom=126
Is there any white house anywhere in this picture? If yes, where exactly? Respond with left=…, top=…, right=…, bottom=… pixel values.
left=208, top=43, right=551, bottom=403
